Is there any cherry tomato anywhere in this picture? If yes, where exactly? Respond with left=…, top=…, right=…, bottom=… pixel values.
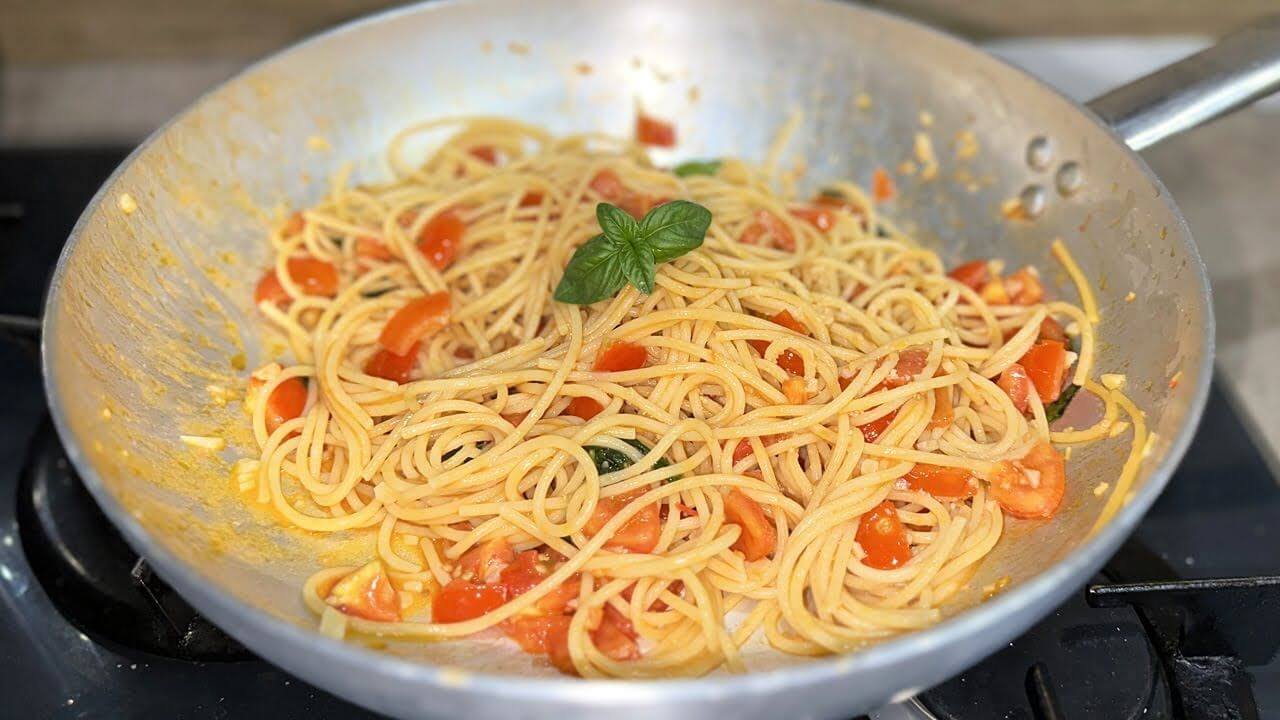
left=325, top=560, right=400, bottom=622
left=497, top=550, right=581, bottom=614
left=593, top=340, right=648, bottom=372
left=856, top=500, right=911, bottom=569
left=635, top=113, right=677, bottom=147
left=565, top=396, right=604, bottom=420
left=902, top=464, right=975, bottom=500
left=378, top=292, right=452, bottom=357
left=583, top=491, right=660, bottom=553
left=519, top=191, right=545, bottom=207
left=859, top=410, right=897, bottom=443
left=1006, top=267, right=1044, bottom=305
left=261, top=377, right=307, bottom=434
left=592, top=605, right=640, bottom=661
left=724, top=489, right=777, bottom=561
left=1039, top=316, right=1069, bottom=343
left=1020, top=339, right=1067, bottom=404
left=789, top=206, right=835, bottom=231
left=738, top=210, right=796, bottom=252
left=364, top=342, right=419, bottom=384
left=456, top=537, right=515, bottom=583
left=769, top=310, right=807, bottom=334
left=884, top=349, right=929, bottom=388
left=871, top=168, right=896, bottom=202
left=469, top=146, right=498, bottom=164
left=356, top=235, right=395, bottom=261
left=998, top=363, right=1033, bottom=414
left=432, top=579, right=507, bottom=623
left=589, top=169, right=626, bottom=200
left=255, top=257, right=339, bottom=307
left=503, top=615, right=573, bottom=654
left=989, top=441, right=1066, bottom=519
left=948, top=260, right=988, bottom=291
left=416, top=209, right=465, bottom=270
left=928, top=387, right=954, bottom=431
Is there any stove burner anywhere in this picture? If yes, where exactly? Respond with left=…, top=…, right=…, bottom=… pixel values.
left=16, top=422, right=250, bottom=661
left=917, top=573, right=1168, bottom=719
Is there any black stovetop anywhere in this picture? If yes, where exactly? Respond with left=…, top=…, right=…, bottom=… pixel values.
left=1, top=147, right=1277, bottom=720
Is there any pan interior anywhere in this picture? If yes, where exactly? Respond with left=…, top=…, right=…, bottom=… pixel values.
left=44, top=0, right=1208, bottom=677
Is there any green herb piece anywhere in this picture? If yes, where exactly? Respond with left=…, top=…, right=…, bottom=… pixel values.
left=818, top=187, right=846, bottom=200
left=673, top=159, right=722, bottom=178
left=1044, top=383, right=1080, bottom=423
left=584, top=438, right=677, bottom=480
left=553, top=200, right=712, bottom=305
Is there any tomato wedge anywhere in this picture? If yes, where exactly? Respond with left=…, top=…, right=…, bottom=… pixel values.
left=593, top=340, right=648, bottom=372
left=1020, top=340, right=1067, bottom=404
left=325, top=560, right=400, bottom=622
left=998, top=363, right=1032, bottom=414
left=261, top=377, right=307, bottom=434
left=769, top=309, right=807, bottom=334
left=456, top=537, right=515, bottom=583
left=584, top=491, right=660, bottom=553
left=856, top=500, right=911, bottom=569
left=432, top=579, right=507, bottom=623
left=378, top=292, right=452, bottom=356
left=724, top=489, right=777, bottom=561
left=989, top=441, right=1066, bottom=519
left=416, top=209, right=465, bottom=270
left=884, top=349, right=929, bottom=389
left=902, top=464, right=975, bottom=500
left=364, top=342, right=419, bottom=384
left=859, top=410, right=897, bottom=443
left=871, top=168, right=896, bottom=202
left=497, top=550, right=581, bottom=614
left=565, top=396, right=604, bottom=420
left=635, top=113, right=677, bottom=147
left=504, top=615, right=572, bottom=654
left=948, top=260, right=988, bottom=291
left=255, top=257, right=339, bottom=307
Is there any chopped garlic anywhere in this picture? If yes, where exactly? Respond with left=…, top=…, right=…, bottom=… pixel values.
left=914, top=132, right=938, bottom=180
left=1093, top=482, right=1110, bottom=497
left=206, top=384, right=236, bottom=406
left=955, top=130, right=980, bottom=160
left=180, top=435, right=225, bottom=451
left=1124, top=291, right=1136, bottom=303
left=1100, top=373, right=1126, bottom=390
left=117, top=192, right=138, bottom=215
left=100, top=406, right=112, bottom=420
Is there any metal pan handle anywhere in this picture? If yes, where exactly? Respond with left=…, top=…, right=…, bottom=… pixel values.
left=1087, top=16, right=1280, bottom=151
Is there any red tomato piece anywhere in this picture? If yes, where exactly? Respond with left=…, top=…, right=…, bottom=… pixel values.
left=1020, top=339, right=1067, bottom=404
left=856, top=500, right=911, bottom=569
left=902, top=464, right=975, bottom=500
left=583, top=491, right=660, bottom=553
left=724, top=489, right=777, bottom=561
left=546, top=619, right=576, bottom=674
left=884, top=349, right=929, bottom=388
left=769, top=310, right=807, bottom=334
left=378, top=292, right=452, bottom=357
left=497, top=550, right=581, bottom=614
left=591, top=605, right=640, bottom=661
left=504, top=614, right=573, bottom=654
left=469, top=146, right=498, bottom=165
left=431, top=579, right=507, bottom=623
left=789, top=206, right=835, bottom=231
left=589, top=169, right=626, bottom=200
left=456, top=538, right=515, bottom=583
left=325, top=560, right=400, bottom=622
left=871, top=168, right=896, bottom=202
left=928, top=387, right=954, bottom=431
left=635, top=113, right=677, bottom=147
left=255, top=257, right=340, bottom=307
left=859, top=410, right=897, bottom=443
left=1005, top=267, right=1044, bottom=305
left=282, top=211, right=306, bottom=236
left=356, top=235, right=395, bottom=261
left=565, top=396, right=604, bottom=420
left=998, top=363, right=1033, bottom=414
left=253, top=269, right=288, bottom=307
left=948, top=260, right=988, bottom=291
left=1039, top=316, right=1069, bottom=343
left=593, top=340, right=648, bottom=372
left=989, top=441, right=1066, bottom=519
left=263, top=377, right=307, bottom=434
left=416, top=209, right=465, bottom=270
left=364, top=342, right=419, bottom=384
left=518, top=191, right=545, bottom=207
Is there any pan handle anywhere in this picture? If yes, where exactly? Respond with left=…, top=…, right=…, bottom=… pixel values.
left=1087, top=16, right=1280, bottom=151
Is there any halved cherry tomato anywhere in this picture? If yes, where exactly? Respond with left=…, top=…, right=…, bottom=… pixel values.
left=356, top=235, right=395, bottom=261
left=584, top=491, right=660, bottom=553
left=498, top=550, right=581, bottom=614
left=254, top=270, right=288, bottom=306
left=255, top=257, right=339, bottom=306
left=989, top=441, right=1066, bottom=519
left=731, top=434, right=787, bottom=464
left=589, top=169, right=626, bottom=200
left=325, top=560, right=400, bottom=622
left=928, top=387, right=954, bottom=431
left=469, top=146, right=498, bottom=165
left=871, top=168, right=896, bottom=202
left=565, top=396, right=604, bottom=420
left=884, top=349, right=929, bottom=389
left=432, top=579, right=507, bottom=623
left=1006, top=267, right=1043, bottom=305
left=859, top=410, right=897, bottom=443
left=724, top=489, right=777, bottom=561
left=948, top=260, right=988, bottom=291
left=998, top=363, right=1032, bottom=414
left=364, top=342, right=419, bottom=384
left=456, top=537, right=515, bottom=583
left=856, top=500, right=911, bottom=569
left=747, top=340, right=805, bottom=376
left=635, top=113, right=677, bottom=147
left=903, top=464, right=975, bottom=500
left=593, top=340, right=648, bottom=372
left=1020, top=339, right=1067, bottom=404
left=1039, top=316, right=1068, bottom=343
left=262, top=377, right=307, bottom=434
left=592, top=605, right=640, bottom=661
left=416, top=209, right=465, bottom=270
left=504, top=615, right=573, bottom=654
left=789, top=206, right=835, bottom=231
left=379, top=292, right=452, bottom=356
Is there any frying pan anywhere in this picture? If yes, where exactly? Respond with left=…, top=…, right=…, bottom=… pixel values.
left=38, top=1, right=1280, bottom=717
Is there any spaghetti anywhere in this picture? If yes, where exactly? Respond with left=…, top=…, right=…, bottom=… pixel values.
left=239, top=116, right=1144, bottom=677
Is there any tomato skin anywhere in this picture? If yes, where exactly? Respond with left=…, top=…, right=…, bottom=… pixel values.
left=859, top=410, right=897, bottom=443
left=262, top=377, right=307, bottom=434
left=903, top=464, right=975, bottom=500
left=364, top=342, right=419, bottom=384
left=948, top=260, right=988, bottom=291
left=724, top=489, right=777, bottom=561
left=565, top=396, right=604, bottom=420
left=255, top=258, right=339, bottom=306
left=504, top=615, right=573, bottom=654
left=871, top=168, right=896, bottom=202
left=856, top=500, right=911, bottom=569
left=789, top=206, right=835, bottom=231
left=998, top=363, right=1033, bottom=414
left=990, top=441, right=1066, bottom=519
left=416, top=210, right=465, bottom=270
left=589, top=169, right=626, bottom=200
left=929, top=387, right=954, bottom=430
left=432, top=579, right=507, bottom=623
left=378, top=292, right=452, bottom=357
left=583, top=492, right=660, bottom=553
left=635, top=113, right=677, bottom=147
left=885, top=349, right=929, bottom=388
left=1020, top=340, right=1067, bottom=403
left=325, top=560, right=401, bottom=622
left=1039, top=316, right=1068, bottom=343
left=593, top=340, right=648, bottom=372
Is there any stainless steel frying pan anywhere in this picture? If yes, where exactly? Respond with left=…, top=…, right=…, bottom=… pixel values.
left=39, top=2, right=1280, bottom=717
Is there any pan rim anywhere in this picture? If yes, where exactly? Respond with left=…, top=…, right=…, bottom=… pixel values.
left=40, top=0, right=1215, bottom=708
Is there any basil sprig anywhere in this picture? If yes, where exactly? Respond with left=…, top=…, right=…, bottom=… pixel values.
left=585, top=438, right=679, bottom=482
left=553, top=200, right=712, bottom=305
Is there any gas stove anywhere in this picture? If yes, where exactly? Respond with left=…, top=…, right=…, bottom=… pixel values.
left=1, top=147, right=1277, bottom=719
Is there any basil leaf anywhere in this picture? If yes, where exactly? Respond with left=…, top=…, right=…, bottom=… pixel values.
left=673, top=159, right=721, bottom=178
left=638, top=200, right=712, bottom=263
left=1044, top=383, right=1080, bottom=423
left=597, top=202, right=639, bottom=241
left=818, top=187, right=846, bottom=200
left=584, top=438, right=677, bottom=480
left=553, top=234, right=628, bottom=304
